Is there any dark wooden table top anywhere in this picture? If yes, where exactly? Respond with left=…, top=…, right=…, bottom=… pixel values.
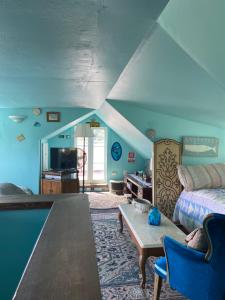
left=0, top=194, right=101, bottom=300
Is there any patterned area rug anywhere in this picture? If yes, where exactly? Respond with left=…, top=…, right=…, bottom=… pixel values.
left=88, top=192, right=127, bottom=209
left=91, top=210, right=187, bottom=300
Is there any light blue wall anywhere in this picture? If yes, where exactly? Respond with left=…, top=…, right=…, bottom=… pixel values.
left=47, top=114, right=146, bottom=182
left=107, top=126, right=145, bottom=181
left=2, top=101, right=221, bottom=194
left=0, top=107, right=92, bottom=194
left=48, top=127, right=74, bottom=149
left=48, top=127, right=75, bottom=169
left=108, top=101, right=225, bottom=165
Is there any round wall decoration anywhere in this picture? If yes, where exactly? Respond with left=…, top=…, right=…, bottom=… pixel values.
left=32, top=108, right=41, bottom=116
left=146, top=128, right=156, bottom=141
left=111, top=142, right=122, bottom=161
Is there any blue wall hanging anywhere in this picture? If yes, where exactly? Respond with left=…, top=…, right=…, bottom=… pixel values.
left=111, top=142, right=122, bottom=161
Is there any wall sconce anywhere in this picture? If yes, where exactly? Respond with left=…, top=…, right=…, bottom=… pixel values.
left=8, top=115, right=27, bottom=123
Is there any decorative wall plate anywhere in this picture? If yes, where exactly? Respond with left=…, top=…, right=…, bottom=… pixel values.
left=146, top=128, right=156, bottom=141
left=16, top=134, right=25, bottom=142
left=111, top=142, right=122, bottom=161
left=33, top=122, right=41, bottom=127
left=32, top=108, right=41, bottom=116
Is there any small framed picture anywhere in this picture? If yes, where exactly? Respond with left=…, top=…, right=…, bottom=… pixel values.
left=46, top=112, right=60, bottom=122
left=128, top=151, right=136, bottom=163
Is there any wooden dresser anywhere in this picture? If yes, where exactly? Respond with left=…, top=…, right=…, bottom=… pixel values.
left=41, top=170, right=79, bottom=194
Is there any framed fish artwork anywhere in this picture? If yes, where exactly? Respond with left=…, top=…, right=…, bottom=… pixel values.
left=183, top=136, right=219, bottom=157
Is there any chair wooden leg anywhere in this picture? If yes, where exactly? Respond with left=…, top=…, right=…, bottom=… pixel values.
left=152, top=274, right=162, bottom=300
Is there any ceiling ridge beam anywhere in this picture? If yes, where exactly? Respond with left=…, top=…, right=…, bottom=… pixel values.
left=103, top=21, right=158, bottom=101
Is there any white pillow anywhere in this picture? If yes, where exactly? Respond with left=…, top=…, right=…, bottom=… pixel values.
left=177, top=163, right=225, bottom=191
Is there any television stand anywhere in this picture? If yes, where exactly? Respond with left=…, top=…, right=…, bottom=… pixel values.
left=41, top=170, right=79, bottom=195
left=124, top=173, right=152, bottom=203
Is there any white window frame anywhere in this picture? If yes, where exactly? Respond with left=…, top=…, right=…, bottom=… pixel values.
left=74, top=127, right=107, bottom=185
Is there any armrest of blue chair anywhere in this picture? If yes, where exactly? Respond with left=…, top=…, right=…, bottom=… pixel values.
left=163, top=235, right=206, bottom=262
left=163, top=235, right=207, bottom=297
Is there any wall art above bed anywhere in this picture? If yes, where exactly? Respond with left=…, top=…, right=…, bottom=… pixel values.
left=183, top=136, right=219, bottom=157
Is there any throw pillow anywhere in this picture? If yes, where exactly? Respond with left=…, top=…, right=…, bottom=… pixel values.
left=185, top=228, right=208, bottom=253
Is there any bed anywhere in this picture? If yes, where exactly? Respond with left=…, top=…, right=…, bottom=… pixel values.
left=173, top=163, right=225, bottom=232
left=173, top=189, right=225, bottom=232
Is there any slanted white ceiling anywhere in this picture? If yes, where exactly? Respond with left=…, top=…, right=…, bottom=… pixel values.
left=108, top=0, right=225, bottom=128
left=97, top=102, right=152, bottom=159
left=108, top=25, right=225, bottom=128
left=158, top=0, right=225, bottom=88
left=2, top=0, right=225, bottom=129
left=0, top=0, right=168, bottom=108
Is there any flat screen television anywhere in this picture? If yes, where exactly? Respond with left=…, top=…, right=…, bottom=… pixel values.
left=50, top=148, right=77, bottom=170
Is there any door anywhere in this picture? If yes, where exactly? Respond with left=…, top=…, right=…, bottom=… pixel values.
left=75, top=127, right=107, bottom=185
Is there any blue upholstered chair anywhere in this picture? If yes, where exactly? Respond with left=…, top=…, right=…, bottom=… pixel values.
left=153, top=213, right=225, bottom=300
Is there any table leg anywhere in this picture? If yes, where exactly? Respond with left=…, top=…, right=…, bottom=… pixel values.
left=118, top=211, right=123, bottom=233
left=153, top=273, right=162, bottom=300
left=139, top=249, right=148, bottom=289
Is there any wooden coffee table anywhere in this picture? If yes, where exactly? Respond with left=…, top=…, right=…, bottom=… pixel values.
left=118, top=204, right=186, bottom=288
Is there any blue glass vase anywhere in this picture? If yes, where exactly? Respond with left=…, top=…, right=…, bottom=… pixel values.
left=148, top=207, right=161, bottom=226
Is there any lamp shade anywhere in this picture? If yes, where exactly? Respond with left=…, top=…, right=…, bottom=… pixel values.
left=75, top=124, right=94, bottom=138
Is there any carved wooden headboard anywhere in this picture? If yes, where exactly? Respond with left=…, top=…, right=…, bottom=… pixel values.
left=152, top=139, right=182, bottom=219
